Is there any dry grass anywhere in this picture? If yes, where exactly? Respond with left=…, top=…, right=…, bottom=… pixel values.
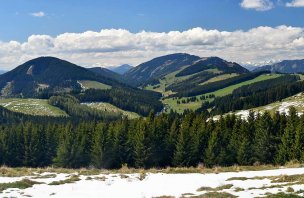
left=197, top=184, right=233, bottom=192
left=188, top=192, right=237, bottom=198
left=48, top=174, right=80, bottom=185
left=0, top=162, right=302, bottom=177
left=0, top=179, right=42, bottom=192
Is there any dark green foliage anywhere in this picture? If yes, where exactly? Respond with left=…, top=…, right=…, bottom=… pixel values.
left=173, top=71, right=267, bottom=97
left=49, top=95, right=121, bottom=120
left=74, top=87, right=163, bottom=116
left=1, top=107, right=304, bottom=168
left=124, top=53, right=200, bottom=86
left=176, top=57, right=248, bottom=77
left=166, top=71, right=218, bottom=92
left=200, top=75, right=304, bottom=114
left=0, top=57, right=120, bottom=97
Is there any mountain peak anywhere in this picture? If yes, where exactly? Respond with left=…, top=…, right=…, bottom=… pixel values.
left=0, top=57, right=121, bottom=97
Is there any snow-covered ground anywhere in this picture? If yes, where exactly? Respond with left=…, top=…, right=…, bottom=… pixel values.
left=1, top=167, right=304, bottom=198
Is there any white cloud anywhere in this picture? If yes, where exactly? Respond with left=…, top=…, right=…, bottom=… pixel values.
left=0, top=26, right=303, bottom=70
left=30, top=11, right=45, bottom=17
left=240, top=0, right=274, bottom=11
left=286, top=0, right=304, bottom=7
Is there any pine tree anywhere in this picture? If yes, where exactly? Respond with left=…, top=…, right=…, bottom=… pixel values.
left=91, top=123, right=107, bottom=168
left=133, top=120, right=147, bottom=168
left=294, top=115, right=304, bottom=162
left=276, top=107, right=298, bottom=164
left=254, top=112, right=274, bottom=164
left=53, top=123, right=73, bottom=168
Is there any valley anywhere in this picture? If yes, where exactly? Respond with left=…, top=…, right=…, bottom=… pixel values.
left=1, top=1, right=304, bottom=197
left=1, top=54, right=304, bottom=198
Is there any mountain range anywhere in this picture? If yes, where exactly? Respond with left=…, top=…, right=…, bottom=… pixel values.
left=107, top=64, right=133, bottom=74
left=254, top=59, right=304, bottom=73
left=1, top=53, right=304, bottom=115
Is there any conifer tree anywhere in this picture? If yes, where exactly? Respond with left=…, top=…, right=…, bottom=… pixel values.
left=276, top=107, right=298, bottom=164
left=91, top=123, right=107, bottom=168
left=254, top=112, right=273, bottom=164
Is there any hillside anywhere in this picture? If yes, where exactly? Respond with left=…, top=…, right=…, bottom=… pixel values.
left=223, top=92, right=304, bottom=120
left=124, top=53, right=201, bottom=86
left=255, top=59, right=304, bottom=73
left=0, top=98, right=67, bottom=117
left=129, top=54, right=249, bottom=97
left=0, top=57, right=120, bottom=97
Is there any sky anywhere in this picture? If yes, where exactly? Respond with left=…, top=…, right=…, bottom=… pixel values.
left=0, top=0, right=303, bottom=70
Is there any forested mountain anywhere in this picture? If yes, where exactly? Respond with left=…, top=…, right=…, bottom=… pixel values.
left=125, top=54, right=248, bottom=87
left=0, top=57, right=120, bottom=97
left=254, top=59, right=304, bottom=73
left=0, top=70, right=7, bottom=74
left=124, top=53, right=201, bottom=86
left=108, top=64, right=133, bottom=74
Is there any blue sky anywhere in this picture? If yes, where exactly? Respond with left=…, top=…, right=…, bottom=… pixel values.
left=0, top=0, right=303, bottom=41
left=0, top=0, right=303, bottom=69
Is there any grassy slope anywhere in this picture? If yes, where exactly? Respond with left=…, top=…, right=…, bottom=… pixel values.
left=199, top=73, right=239, bottom=85
left=83, top=102, right=140, bottom=119
left=163, top=74, right=282, bottom=113
left=229, top=92, right=304, bottom=117
left=144, top=66, right=220, bottom=97
left=78, top=80, right=112, bottom=90
left=0, top=98, right=67, bottom=117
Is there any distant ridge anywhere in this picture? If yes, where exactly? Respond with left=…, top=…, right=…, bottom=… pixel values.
left=254, top=59, right=304, bottom=73
left=108, top=64, right=133, bottom=74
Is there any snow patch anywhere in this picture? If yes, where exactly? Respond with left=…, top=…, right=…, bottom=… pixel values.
left=1, top=167, right=304, bottom=197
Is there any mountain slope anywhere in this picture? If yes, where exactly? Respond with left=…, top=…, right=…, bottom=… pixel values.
left=0, top=70, right=7, bottom=75
left=125, top=54, right=249, bottom=90
left=0, top=57, right=120, bottom=97
left=254, top=59, right=304, bottom=73
left=124, top=53, right=201, bottom=86
left=108, top=64, right=133, bottom=74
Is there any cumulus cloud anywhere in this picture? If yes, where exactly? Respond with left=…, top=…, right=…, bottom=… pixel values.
left=286, top=0, right=304, bottom=7
left=30, top=11, right=45, bottom=17
left=0, top=26, right=303, bottom=70
left=240, top=0, right=274, bottom=11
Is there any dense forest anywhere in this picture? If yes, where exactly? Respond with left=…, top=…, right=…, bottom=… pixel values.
left=200, top=75, right=304, bottom=114
left=0, top=107, right=303, bottom=169
left=172, top=71, right=269, bottom=97
left=74, top=87, right=163, bottom=116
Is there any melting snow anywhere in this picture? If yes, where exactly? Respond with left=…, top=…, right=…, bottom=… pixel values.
left=0, top=167, right=304, bottom=198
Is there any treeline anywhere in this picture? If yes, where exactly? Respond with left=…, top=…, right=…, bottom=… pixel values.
left=74, top=87, right=163, bottom=116
left=172, top=71, right=269, bottom=98
left=175, top=57, right=247, bottom=77
left=201, top=75, right=304, bottom=114
left=167, top=71, right=218, bottom=92
left=48, top=95, right=121, bottom=121
left=1, top=108, right=304, bottom=168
